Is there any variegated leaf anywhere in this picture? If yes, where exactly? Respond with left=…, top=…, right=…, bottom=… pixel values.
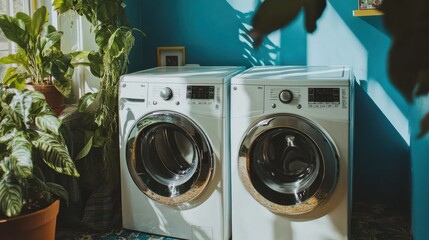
left=33, top=132, right=79, bottom=177
left=0, top=174, right=23, bottom=217
left=35, top=114, right=61, bottom=135
left=9, top=133, right=33, bottom=178
left=8, top=90, right=34, bottom=129
left=78, top=92, right=97, bottom=112
left=0, top=123, right=17, bottom=143
left=0, top=100, right=24, bottom=130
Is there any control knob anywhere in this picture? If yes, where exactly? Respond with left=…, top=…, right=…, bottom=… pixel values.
left=160, top=87, right=173, bottom=100
left=279, top=90, right=293, bottom=104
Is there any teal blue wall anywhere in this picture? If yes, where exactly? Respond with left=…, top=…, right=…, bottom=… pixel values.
left=411, top=101, right=429, bottom=239
left=125, top=0, right=415, bottom=237
left=126, top=0, right=306, bottom=71
left=306, top=1, right=410, bottom=211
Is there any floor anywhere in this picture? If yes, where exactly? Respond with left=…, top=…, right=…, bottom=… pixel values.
left=56, top=202, right=411, bottom=240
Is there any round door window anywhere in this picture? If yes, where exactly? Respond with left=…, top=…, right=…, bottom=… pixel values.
left=126, top=111, right=214, bottom=206
left=238, top=114, right=339, bottom=215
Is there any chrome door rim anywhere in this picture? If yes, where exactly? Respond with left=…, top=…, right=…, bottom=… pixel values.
left=126, top=111, right=214, bottom=206
left=238, top=114, right=339, bottom=215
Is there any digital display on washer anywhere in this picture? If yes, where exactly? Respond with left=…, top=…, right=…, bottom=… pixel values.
left=308, top=88, right=340, bottom=103
left=186, top=85, right=215, bottom=99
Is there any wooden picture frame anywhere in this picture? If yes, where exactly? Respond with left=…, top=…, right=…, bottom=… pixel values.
left=157, top=46, right=186, bottom=66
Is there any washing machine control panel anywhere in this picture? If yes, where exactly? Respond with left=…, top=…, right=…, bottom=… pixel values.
left=146, top=83, right=224, bottom=117
left=264, top=86, right=349, bottom=116
left=186, top=85, right=215, bottom=100
left=308, top=88, right=341, bottom=108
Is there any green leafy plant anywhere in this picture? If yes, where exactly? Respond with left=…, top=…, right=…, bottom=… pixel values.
left=0, top=6, right=73, bottom=98
left=49, top=0, right=143, bottom=230
left=0, top=88, right=79, bottom=218
left=53, top=0, right=143, bottom=182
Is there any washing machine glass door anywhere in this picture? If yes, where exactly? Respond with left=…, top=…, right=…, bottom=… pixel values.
left=238, top=114, right=339, bottom=215
left=126, top=111, right=213, bottom=207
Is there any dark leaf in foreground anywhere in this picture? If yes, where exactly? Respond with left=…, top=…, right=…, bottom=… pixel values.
left=303, top=0, right=326, bottom=33
left=250, top=0, right=302, bottom=48
left=417, top=113, right=429, bottom=138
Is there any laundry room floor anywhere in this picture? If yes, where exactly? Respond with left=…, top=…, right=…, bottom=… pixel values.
left=56, top=202, right=411, bottom=240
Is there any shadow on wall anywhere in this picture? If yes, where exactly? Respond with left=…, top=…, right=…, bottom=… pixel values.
left=125, top=0, right=307, bottom=71
left=353, top=83, right=410, bottom=213
left=236, top=10, right=280, bottom=66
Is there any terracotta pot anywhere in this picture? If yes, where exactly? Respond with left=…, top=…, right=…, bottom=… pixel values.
left=0, top=200, right=60, bottom=240
left=27, top=84, right=65, bottom=116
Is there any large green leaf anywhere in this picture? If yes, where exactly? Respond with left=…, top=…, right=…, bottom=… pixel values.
left=95, top=27, right=110, bottom=50
left=107, top=28, right=128, bottom=59
left=97, top=0, right=121, bottom=23
left=0, top=49, right=29, bottom=66
left=53, top=0, right=74, bottom=13
left=30, top=6, right=48, bottom=38
left=50, top=53, right=73, bottom=98
left=0, top=173, right=23, bottom=217
left=33, top=132, right=79, bottom=177
left=92, top=128, right=106, bottom=148
left=8, top=90, right=34, bottom=129
left=51, top=74, right=72, bottom=98
left=35, top=114, right=61, bottom=135
left=0, top=95, right=24, bottom=129
left=0, top=125, right=17, bottom=144
left=74, top=130, right=93, bottom=160
left=0, top=15, right=29, bottom=49
left=8, top=133, right=33, bottom=178
left=15, top=12, right=31, bottom=34
left=87, top=51, right=103, bottom=78
left=42, top=31, right=63, bottom=55
left=78, top=92, right=97, bottom=112
left=1, top=67, right=27, bottom=90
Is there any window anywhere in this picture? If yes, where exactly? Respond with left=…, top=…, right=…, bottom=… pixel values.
left=0, top=0, right=31, bottom=76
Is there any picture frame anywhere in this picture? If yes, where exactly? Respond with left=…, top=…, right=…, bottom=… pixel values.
left=157, top=46, right=186, bottom=66
left=359, top=0, right=382, bottom=10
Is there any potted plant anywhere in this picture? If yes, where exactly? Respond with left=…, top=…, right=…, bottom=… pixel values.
left=0, top=6, right=74, bottom=115
left=0, top=87, right=79, bottom=239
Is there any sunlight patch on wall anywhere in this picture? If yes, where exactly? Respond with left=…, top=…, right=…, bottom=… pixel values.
left=227, top=0, right=281, bottom=66
left=307, top=2, right=410, bottom=145
left=307, top=2, right=368, bottom=82
left=368, top=80, right=410, bottom=145
left=226, top=0, right=260, bottom=13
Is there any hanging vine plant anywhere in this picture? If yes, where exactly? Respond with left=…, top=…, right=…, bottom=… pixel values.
left=53, top=0, right=144, bottom=184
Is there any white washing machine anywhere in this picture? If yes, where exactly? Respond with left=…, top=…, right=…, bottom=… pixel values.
left=230, top=66, right=354, bottom=240
left=119, top=66, right=244, bottom=240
